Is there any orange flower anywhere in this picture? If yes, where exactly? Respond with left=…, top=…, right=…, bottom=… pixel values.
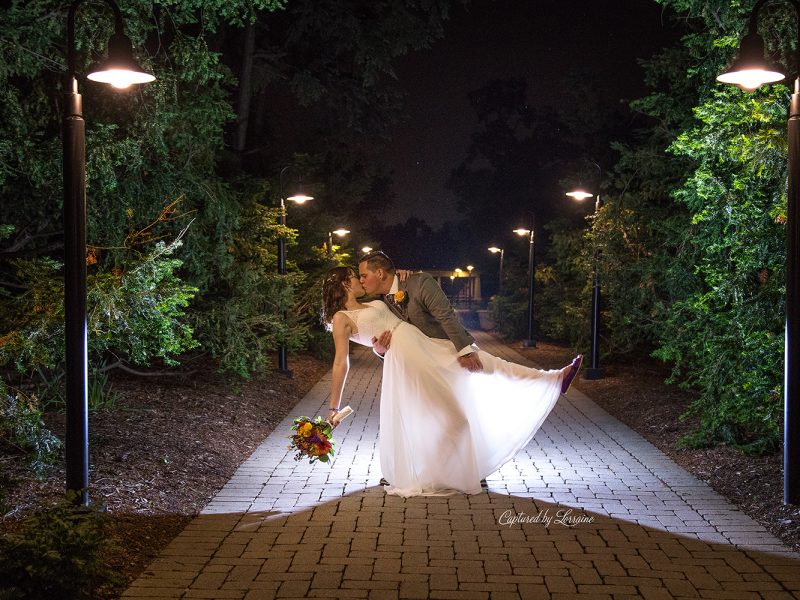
left=298, top=422, right=312, bottom=437
left=394, top=290, right=406, bottom=303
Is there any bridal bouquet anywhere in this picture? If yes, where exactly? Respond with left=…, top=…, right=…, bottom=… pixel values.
left=288, top=406, right=353, bottom=465
left=289, top=416, right=335, bottom=464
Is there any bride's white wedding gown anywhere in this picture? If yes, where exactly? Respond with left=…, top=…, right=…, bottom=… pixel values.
left=341, top=300, right=566, bottom=497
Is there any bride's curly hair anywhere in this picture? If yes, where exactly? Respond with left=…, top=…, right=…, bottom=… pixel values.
left=321, top=266, right=355, bottom=326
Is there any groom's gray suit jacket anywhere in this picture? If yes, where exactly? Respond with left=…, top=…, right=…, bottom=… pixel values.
left=384, top=272, right=475, bottom=352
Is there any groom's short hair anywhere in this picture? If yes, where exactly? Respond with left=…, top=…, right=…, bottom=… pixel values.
left=359, top=250, right=395, bottom=274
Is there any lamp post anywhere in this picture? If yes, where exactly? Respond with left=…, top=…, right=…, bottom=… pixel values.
left=63, top=0, right=154, bottom=505
left=327, top=228, right=350, bottom=258
left=514, top=217, right=536, bottom=347
left=567, top=188, right=604, bottom=380
left=488, top=246, right=505, bottom=294
left=277, top=167, right=313, bottom=377
left=467, top=265, right=474, bottom=308
left=716, top=0, right=799, bottom=504
left=453, top=268, right=463, bottom=305
left=361, top=245, right=373, bottom=254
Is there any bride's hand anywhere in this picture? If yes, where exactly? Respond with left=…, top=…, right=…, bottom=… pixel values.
left=328, top=408, right=340, bottom=428
left=372, top=330, right=392, bottom=355
left=396, top=269, right=414, bottom=282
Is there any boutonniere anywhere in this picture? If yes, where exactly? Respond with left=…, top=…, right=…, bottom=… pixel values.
left=393, top=290, right=408, bottom=304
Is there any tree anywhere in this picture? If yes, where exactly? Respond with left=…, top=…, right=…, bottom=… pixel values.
left=0, top=0, right=457, bottom=389
left=0, top=0, right=289, bottom=387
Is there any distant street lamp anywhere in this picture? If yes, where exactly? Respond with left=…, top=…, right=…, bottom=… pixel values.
left=514, top=218, right=536, bottom=347
left=361, top=245, right=373, bottom=254
left=567, top=188, right=604, bottom=380
left=277, top=167, right=313, bottom=376
left=327, top=228, right=350, bottom=258
left=716, top=0, right=799, bottom=505
left=488, top=246, right=505, bottom=293
left=62, top=0, right=155, bottom=506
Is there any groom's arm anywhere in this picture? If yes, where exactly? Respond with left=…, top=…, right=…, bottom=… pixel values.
left=415, top=273, right=476, bottom=352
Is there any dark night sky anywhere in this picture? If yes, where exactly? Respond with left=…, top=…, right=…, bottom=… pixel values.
left=377, top=0, right=679, bottom=228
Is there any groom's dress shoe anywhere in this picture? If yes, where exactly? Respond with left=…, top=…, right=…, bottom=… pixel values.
left=560, top=355, right=583, bottom=395
left=379, top=478, right=390, bottom=486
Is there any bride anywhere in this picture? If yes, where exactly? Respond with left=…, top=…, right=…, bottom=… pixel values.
left=322, top=266, right=581, bottom=497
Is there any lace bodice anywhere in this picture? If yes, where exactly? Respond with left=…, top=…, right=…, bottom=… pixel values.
left=339, top=300, right=403, bottom=347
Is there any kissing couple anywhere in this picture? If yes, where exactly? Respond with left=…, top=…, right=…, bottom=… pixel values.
left=322, top=250, right=582, bottom=497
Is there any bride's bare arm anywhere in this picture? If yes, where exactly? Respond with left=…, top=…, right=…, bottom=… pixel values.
left=329, top=313, right=352, bottom=424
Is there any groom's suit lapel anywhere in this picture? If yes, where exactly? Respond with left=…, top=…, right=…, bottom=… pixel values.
left=384, top=279, right=411, bottom=321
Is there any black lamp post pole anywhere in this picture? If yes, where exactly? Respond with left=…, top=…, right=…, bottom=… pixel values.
left=277, top=199, right=289, bottom=373
left=498, top=249, right=504, bottom=294
left=523, top=214, right=536, bottom=347
left=277, top=166, right=291, bottom=376
left=63, top=0, right=138, bottom=505
left=787, top=73, right=800, bottom=504
left=585, top=195, right=604, bottom=379
left=64, top=2, right=89, bottom=505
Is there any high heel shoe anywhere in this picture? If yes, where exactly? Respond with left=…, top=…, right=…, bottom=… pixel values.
left=560, top=355, right=583, bottom=394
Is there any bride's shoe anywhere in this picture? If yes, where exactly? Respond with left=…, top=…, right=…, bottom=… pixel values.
left=560, top=355, right=583, bottom=395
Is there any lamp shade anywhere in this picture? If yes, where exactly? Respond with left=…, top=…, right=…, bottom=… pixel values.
left=716, top=31, right=784, bottom=91
left=87, top=32, right=155, bottom=88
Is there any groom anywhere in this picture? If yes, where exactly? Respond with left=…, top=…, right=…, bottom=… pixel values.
left=358, top=250, right=484, bottom=373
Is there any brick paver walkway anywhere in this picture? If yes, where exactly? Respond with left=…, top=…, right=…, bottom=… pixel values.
left=123, top=332, right=800, bottom=599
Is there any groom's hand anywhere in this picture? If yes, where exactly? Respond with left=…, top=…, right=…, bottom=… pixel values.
left=458, top=352, right=483, bottom=373
left=372, top=330, right=392, bottom=355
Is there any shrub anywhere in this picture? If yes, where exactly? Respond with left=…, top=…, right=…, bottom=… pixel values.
left=0, top=383, right=61, bottom=477
left=0, top=237, right=199, bottom=408
left=0, top=494, right=121, bottom=600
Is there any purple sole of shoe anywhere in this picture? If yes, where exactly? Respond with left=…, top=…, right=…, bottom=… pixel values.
left=561, top=356, right=583, bottom=394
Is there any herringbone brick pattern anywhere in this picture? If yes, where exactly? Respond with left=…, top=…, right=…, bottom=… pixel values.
left=123, top=333, right=799, bottom=599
